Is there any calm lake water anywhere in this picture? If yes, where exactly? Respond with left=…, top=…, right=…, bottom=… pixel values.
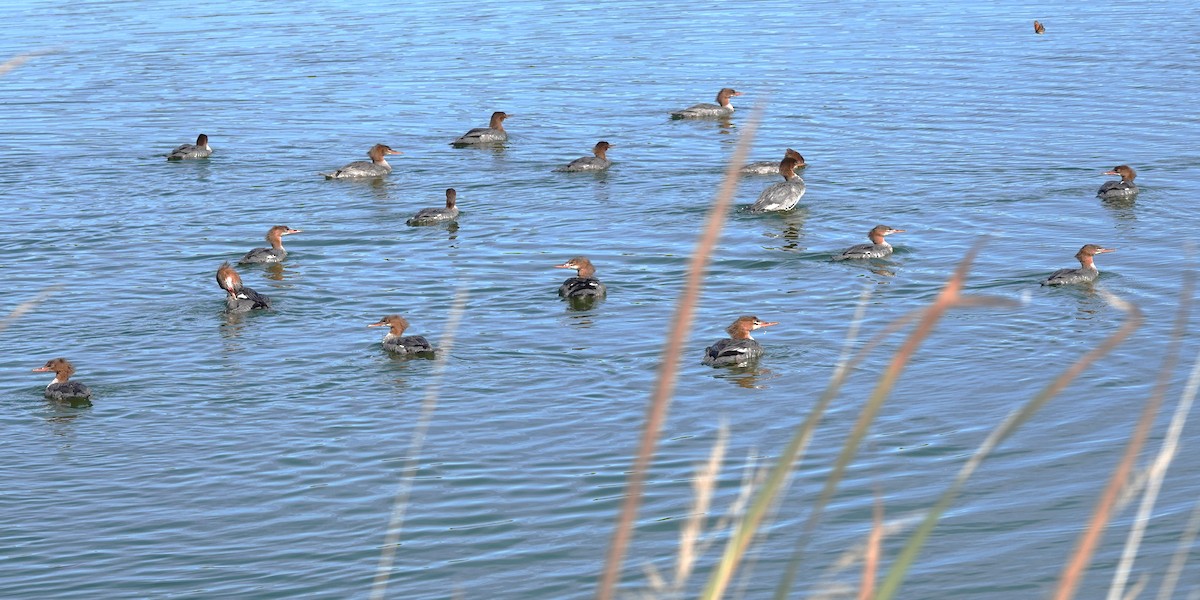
left=3, top=1, right=1199, bottom=598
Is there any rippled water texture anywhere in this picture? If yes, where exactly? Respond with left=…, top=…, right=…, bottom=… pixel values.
left=3, top=1, right=1200, bottom=598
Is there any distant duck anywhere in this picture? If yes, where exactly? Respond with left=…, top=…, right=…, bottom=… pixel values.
left=407, top=189, right=460, bottom=226
left=741, top=148, right=805, bottom=176
left=216, top=262, right=271, bottom=312
left=749, top=157, right=806, bottom=212
left=451, top=111, right=509, bottom=146
left=703, top=316, right=778, bottom=367
left=833, top=225, right=905, bottom=260
left=240, top=225, right=302, bottom=263
left=1097, top=165, right=1138, bottom=200
left=671, top=88, right=742, bottom=119
left=554, top=257, right=606, bottom=299
left=321, top=144, right=401, bottom=179
left=556, top=141, right=613, bottom=172
left=1034, top=20, right=1045, bottom=34
left=32, top=358, right=93, bottom=403
left=1042, top=244, right=1116, bottom=286
left=368, top=315, right=435, bottom=355
left=167, top=133, right=211, bottom=160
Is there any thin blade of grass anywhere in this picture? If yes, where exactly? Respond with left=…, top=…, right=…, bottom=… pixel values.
left=1107, top=271, right=1193, bottom=600
left=872, top=290, right=1141, bottom=599
left=369, top=290, right=469, bottom=600
left=1054, top=293, right=1157, bottom=600
left=1156, top=492, right=1200, bottom=600
left=596, top=107, right=762, bottom=600
left=0, top=286, right=61, bottom=335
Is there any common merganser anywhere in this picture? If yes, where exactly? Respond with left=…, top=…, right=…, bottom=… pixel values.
left=556, top=141, right=613, bottom=172
left=833, top=225, right=905, bottom=260
left=703, top=316, right=778, bottom=367
left=368, top=315, right=435, bottom=355
left=216, top=261, right=271, bottom=311
left=240, top=225, right=302, bottom=263
left=671, top=88, right=742, bottom=119
left=32, top=358, right=93, bottom=402
left=749, top=157, right=806, bottom=212
left=407, top=189, right=460, bottom=225
left=555, top=257, right=606, bottom=299
left=1034, top=20, right=1045, bottom=34
left=1097, top=165, right=1138, bottom=199
left=741, top=148, right=805, bottom=175
left=451, top=111, right=509, bottom=146
left=1042, top=244, right=1116, bottom=286
left=321, top=144, right=401, bottom=179
left=166, top=134, right=211, bottom=160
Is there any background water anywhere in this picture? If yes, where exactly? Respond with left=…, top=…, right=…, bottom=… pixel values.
left=2, top=1, right=1199, bottom=598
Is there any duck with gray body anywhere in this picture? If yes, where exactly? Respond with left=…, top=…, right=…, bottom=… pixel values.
left=240, top=225, right=302, bottom=263
left=703, top=316, right=778, bottom=367
left=32, top=358, right=93, bottom=402
left=369, top=315, right=435, bottom=356
left=1042, top=244, right=1115, bottom=286
left=167, top=134, right=211, bottom=160
left=671, top=88, right=742, bottom=119
left=555, top=257, right=606, bottom=299
left=452, top=112, right=509, bottom=146
left=749, top=157, right=806, bottom=212
left=407, top=189, right=460, bottom=225
left=1097, top=165, right=1138, bottom=199
left=321, top=144, right=400, bottom=179
left=834, top=225, right=905, bottom=260
left=557, top=141, right=613, bottom=172
left=216, top=261, right=271, bottom=312
left=742, top=148, right=805, bottom=175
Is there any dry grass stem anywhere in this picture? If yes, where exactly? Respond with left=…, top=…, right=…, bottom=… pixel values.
left=1052, top=293, right=1153, bottom=600
left=1107, top=272, right=1193, bottom=600
left=859, top=494, right=884, bottom=600
left=596, top=106, right=762, bottom=600
left=370, top=290, right=469, bottom=600
left=875, top=290, right=1141, bottom=600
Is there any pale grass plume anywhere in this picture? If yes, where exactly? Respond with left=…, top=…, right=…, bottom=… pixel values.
left=370, top=290, right=469, bottom=600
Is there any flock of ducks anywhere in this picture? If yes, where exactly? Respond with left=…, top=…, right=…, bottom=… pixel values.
left=29, top=84, right=1143, bottom=400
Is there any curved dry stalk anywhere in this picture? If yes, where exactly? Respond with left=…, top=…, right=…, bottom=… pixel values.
left=1107, top=272, right=1193, bottom=600
left=596, top=106, right=762, bottom=600
left=0, top=286, right=61, bottom=335
left=370, top=290, right=469, bottom=600
left=1054, top=293, right=1157, bottom=600
left=874, top=291, right=1142, bottom=600
left=0, top=48, right=57, bottom=77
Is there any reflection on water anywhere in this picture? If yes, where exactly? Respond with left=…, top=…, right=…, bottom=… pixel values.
left=762, top=210, right=809, bottom=252
left=711, top=365, right=774, bottom=389
left=564, top=295, right=603, bottom=312
left=1100, top=196, right=1137, bottom=223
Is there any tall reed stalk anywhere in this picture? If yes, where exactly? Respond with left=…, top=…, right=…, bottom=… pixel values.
left=595, top=108, right=762, bottom=600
